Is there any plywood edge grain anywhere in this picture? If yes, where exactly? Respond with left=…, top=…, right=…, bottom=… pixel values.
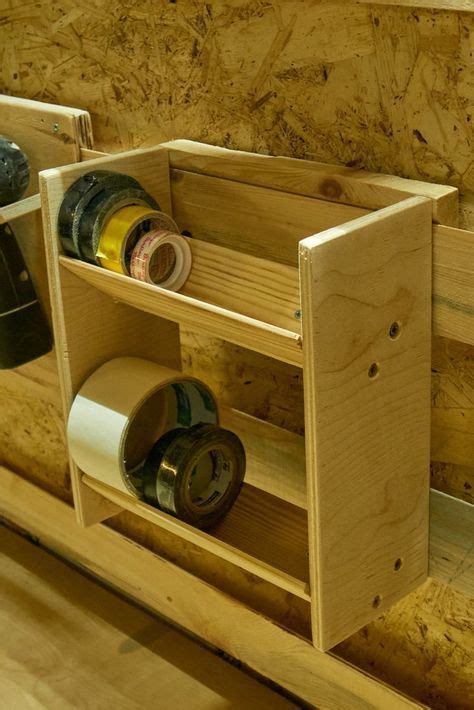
left=0, top=466, right=425, bottom=710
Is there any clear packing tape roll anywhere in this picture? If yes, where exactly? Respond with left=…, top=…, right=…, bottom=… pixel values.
left=67, top=357, right=219, bottom=496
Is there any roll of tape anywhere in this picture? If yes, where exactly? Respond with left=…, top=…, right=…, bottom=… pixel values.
left=142, top=423, right=246, bottom=529
left=97, top=206, right=178, bottom=275
left=67, top=357, right=219, bottom=496
left=130, top=230, right=192, bottom=290
left=58, top=171, right=149, bottom=259
left=77, top=187, right=159, bottom=265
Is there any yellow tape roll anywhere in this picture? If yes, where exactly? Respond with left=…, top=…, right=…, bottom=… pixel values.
left=97, top=205, right=178, bottom=274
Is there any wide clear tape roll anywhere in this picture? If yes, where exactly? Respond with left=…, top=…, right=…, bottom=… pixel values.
left=67, top=357, right=218, bottom=496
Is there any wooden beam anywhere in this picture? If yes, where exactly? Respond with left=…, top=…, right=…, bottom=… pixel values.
left=0, top=466, right=424, bottom=710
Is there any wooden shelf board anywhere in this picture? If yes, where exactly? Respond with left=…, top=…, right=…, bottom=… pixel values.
left=59, top=257, right=303, bottom=367
left=82, top=475, right=310, bottom=601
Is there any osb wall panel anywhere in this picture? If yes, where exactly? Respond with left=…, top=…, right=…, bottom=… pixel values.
left=0, top=2, right=473, bottom=706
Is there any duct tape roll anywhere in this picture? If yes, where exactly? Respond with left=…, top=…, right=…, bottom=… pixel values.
left=130, top=230, right=192, bottom=290
left=96, top=205, right=177, bottom=275
left=58, top=171, right=148, bottom=259
left=67, top=357, right=219, bottom=496
left=142, top=423, right=246, bottom=529
left=77, top=187, right=160, bottom=265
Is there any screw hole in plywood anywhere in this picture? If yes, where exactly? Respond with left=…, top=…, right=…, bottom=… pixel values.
left=372, top=595, right=382, bottom=609
left=389, top=321, right=401, bottom=339
left=368, top=362, right=379, bottom=379
left=394, top=557, right=403, bottom=571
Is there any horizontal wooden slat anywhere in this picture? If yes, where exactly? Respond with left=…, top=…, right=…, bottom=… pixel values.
left=171, top=168, right=369, bottom=266
left=59, top=257, right=303, bottom=367
left=165, top=139, right=458, bottom=226
left=433, top=224, right=474, bottom=345
left=429, top=490, right=474, bottom=598
left=221, top=408, right=306, bottom=509
left=0, top=193, right=41, bottom=224
left=181, top=238, right=300, bottom=331
left=356, top=0, right=474, bottom=11
left=82, top=476, right=310, bottom=601
left=0, top=466, right=423, bottom=709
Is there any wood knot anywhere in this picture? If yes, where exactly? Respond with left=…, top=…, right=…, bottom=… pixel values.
left=320, top=179, right=343, bottom=200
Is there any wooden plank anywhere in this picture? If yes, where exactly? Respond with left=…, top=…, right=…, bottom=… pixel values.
left=181, top=238, right=300, bottom=331
left=221, top=408, right=306, bottom=509
left=0, top=526, right=294, bottom=710
left=429, top=490, right=474, bottom=598
left=39, top=147, right=181, bottom=527
left=356, top=0, right=474, bottom=11
left=0, top=193, right=40, bottom=224
left=171, top=168, right=369, bottom=267
left=83, top=476, right=310, bottom=601
left=165, top=140, right=458, bottom=226
left=0, top=467, right=424, bottom=709
left=300, top=197, right=432, bottom=651
left=0, top=94, right=93, bottom=195
left=433, top=224, right=474, bottom=345
left=59, top=257, right=303, bottom=367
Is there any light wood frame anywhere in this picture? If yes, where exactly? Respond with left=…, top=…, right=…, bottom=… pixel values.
left=39, top=140, right=451, bottom=650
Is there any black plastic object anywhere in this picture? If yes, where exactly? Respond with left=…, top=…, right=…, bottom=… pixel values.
left=0, top=223, right=52, bottom=368
left=77, top=186, right=159, bottom=264
left=0, top=136, right=30, bottom=206
left=57, top=170, right=159, bottom=261
left=142, top=423, right=246, bottom=529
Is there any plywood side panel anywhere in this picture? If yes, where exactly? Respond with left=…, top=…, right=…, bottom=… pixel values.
left=39, top=147, right=181, bottom=526
left=300, top=197, right=432, bottom=650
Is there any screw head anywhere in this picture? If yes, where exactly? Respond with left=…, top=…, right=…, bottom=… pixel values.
left=294, top=309, right=302, bottom=319
left=53, top=123, right=60, bottom=133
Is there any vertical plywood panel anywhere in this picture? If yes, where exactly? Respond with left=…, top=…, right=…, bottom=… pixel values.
left=300, top=197, right=432, bottom=650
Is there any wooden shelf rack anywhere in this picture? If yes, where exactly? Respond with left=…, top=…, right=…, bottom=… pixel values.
left=39, top=139, right=456, bottom=651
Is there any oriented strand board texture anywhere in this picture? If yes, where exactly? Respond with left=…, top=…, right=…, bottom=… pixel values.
left=0, top=2, right=473, bottom=707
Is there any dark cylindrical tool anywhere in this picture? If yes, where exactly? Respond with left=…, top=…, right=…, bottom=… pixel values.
left=0, top=137, right=30, bottom=206
left=0, top=223, right=52, bottom=368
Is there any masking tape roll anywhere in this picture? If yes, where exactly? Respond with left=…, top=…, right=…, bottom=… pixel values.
left=97, top=206, right=179, bottom=275
left=130, top=230, right=192, bottom=290
left=67, top=357, right=219, bottom=496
